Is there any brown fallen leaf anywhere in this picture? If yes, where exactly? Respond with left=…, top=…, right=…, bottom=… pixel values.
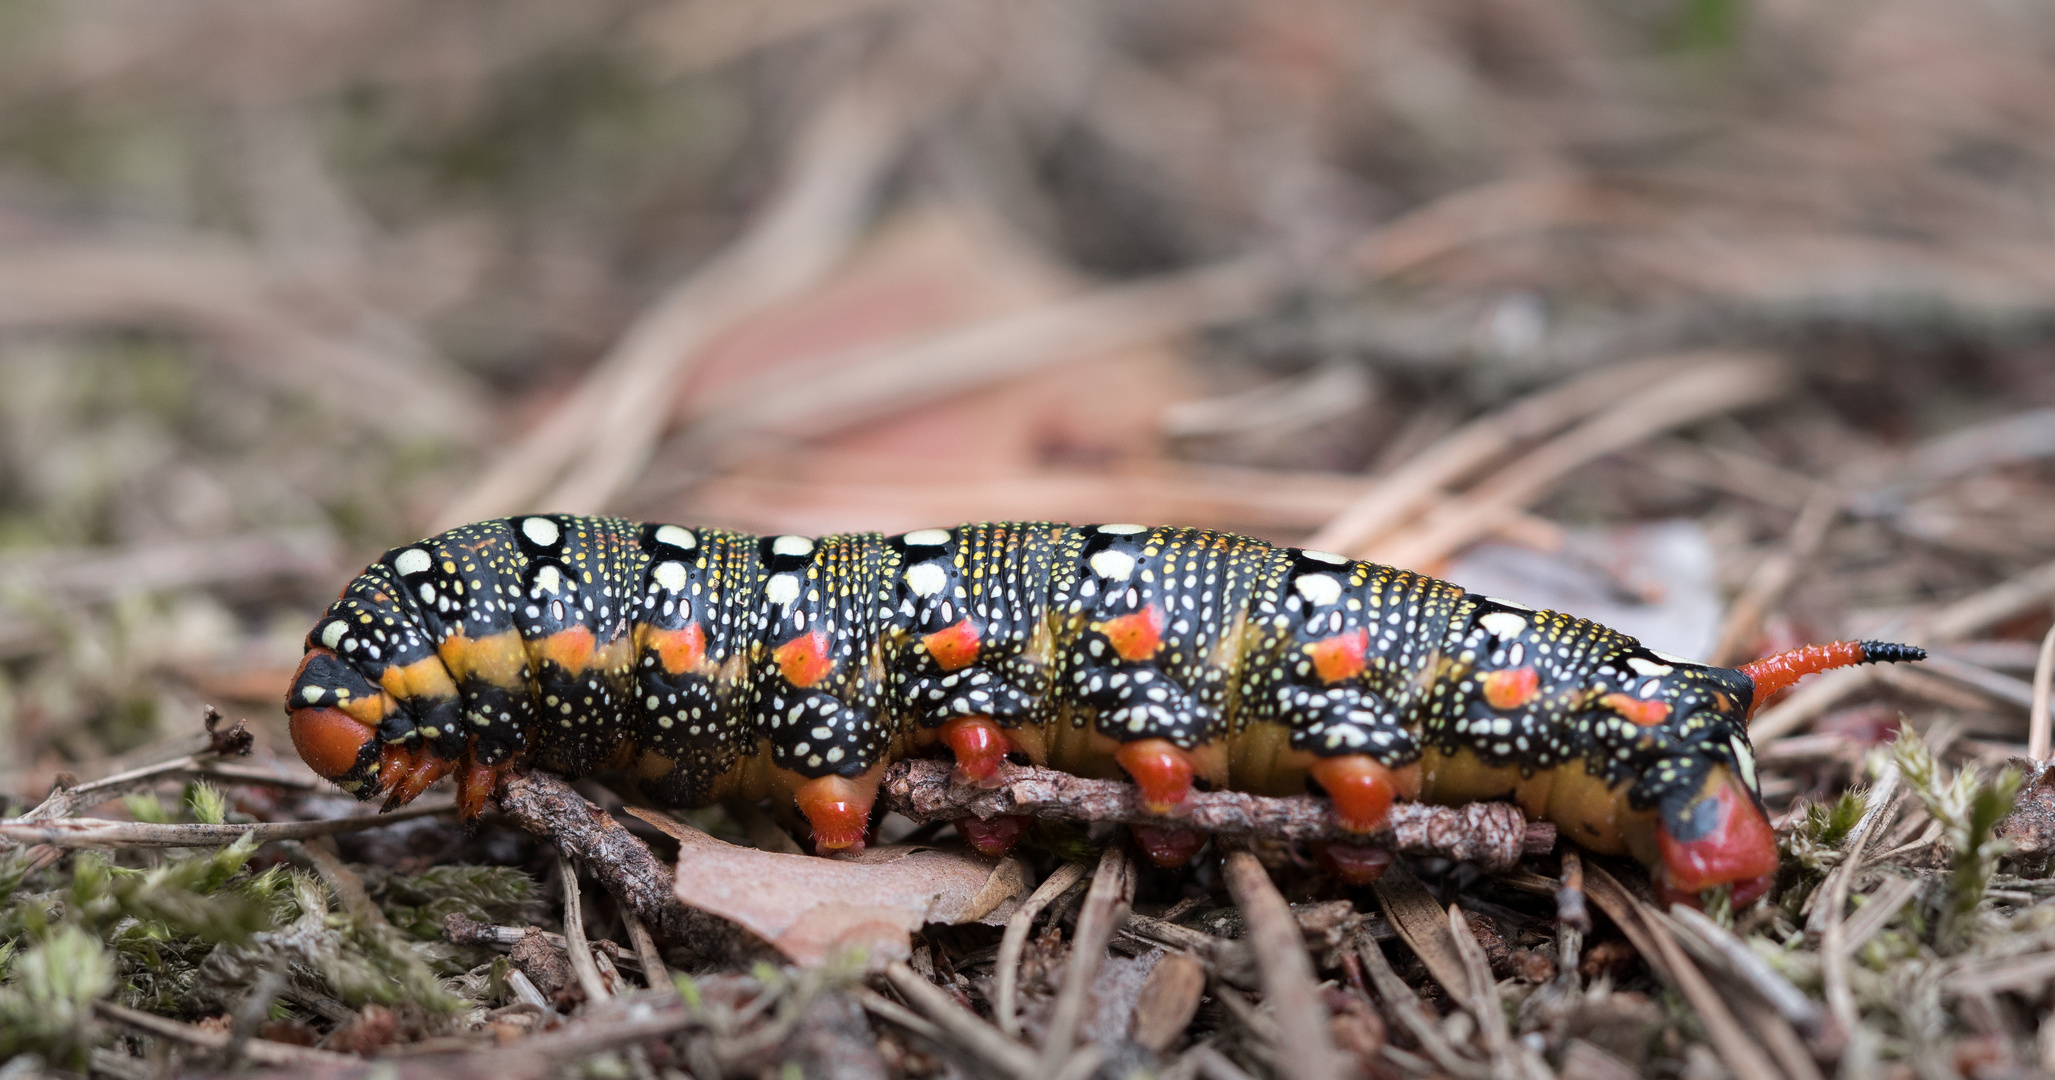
left=628, top=806, right=1028, bottom=968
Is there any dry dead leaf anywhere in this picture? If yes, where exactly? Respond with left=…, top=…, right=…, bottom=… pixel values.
left=627, top=806, right=1028, bottom=968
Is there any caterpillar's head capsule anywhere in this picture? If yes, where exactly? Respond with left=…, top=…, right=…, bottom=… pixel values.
left=1653, top=765, right=1779, bottom=907
left=286, top=647, right=386, bottom=794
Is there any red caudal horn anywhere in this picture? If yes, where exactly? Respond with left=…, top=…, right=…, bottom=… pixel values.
left=1738, top=640, right=1926, bottom=716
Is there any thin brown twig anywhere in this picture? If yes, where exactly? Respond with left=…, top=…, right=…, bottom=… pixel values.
left=1711, top=484, right=1842, bottom=666
left=881, top=961, right=1040, bottom=1080
left=882, top=758, right=1549, bottom=869
left=1037, top=842, right=1132, bottom=1075
left=94, top=1000, right=356, bottom=1067
left=2029, top=620, right=2055, bottom=762
left=1368, top=353, right=1792, bottom=570
left=557, top=855, right=612, bottom=1004
left=994, top=861, right=1088, bottom=1039
left=0, top=800, right=454, bottom=849
left=1219, top=840, right=1346, bottom=1080
left=1306, top=353, right=1700, bottom=556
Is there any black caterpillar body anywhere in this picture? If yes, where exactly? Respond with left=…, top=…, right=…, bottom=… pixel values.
left=287, top=515, right=1922, bottom=899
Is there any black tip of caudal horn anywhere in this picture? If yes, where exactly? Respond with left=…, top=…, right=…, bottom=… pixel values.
left=1859, top=641, right=1926, bottom=664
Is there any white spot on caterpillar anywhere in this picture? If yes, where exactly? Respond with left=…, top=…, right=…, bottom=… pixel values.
left=654, top=524, right=696, bottom=550
left=1097, top=523, right=1147, bottom=535
left=772, top=535, right=814, bottom=557
left=1651, top=649, right=1696, bottom=664
left=521, top=517, right=560, bottom=546
left=1627, top=657, right=1674, bottom=677
left=766, top=573, right=801, bottom=606
left=1089, top=550, right=1136, bottom=581
left=1483, top=596, right=1533, bottom=611
left=903, top=528, right=951, bottom=547
left=905, top=563, right=948, bottom=597
left=320, top=621, right=346, bottom=649
left=653, top=561, right=687, bottom=593
left=1294, top=573, right=1343, bottom=607
left=534, top=565, right=563, bottom=594
left=301, top=686, right=324, bottom=703
left=1479, top=612, right=1528, bottom=639
left=1731, top=735, right=1757, bottom=790
left=394, top=548, right=431, bottom=575
left=1301, top=549, right=1347, bottom=565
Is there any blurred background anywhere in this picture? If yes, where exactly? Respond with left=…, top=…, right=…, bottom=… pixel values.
left=3, top=0, right=2054, bottom=802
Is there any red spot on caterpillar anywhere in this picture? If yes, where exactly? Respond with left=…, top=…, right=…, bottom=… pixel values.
left=1311, top=754, right=1398, bottom=833
left=957, top=814, right=1028, bottom=856
left=639, top=622, right=706, bottom=674
left=1133, top=823, right=1209, bottom=867
left=535, top=625, right=597, bottom=675
left=1098, top=605, right=1166, bottom=662
left=940, top=716, right=1009, bottom=787
left=1601, top=692, right=1671, bottom=727
left=289, top=706, right=374, bottom=780
left=1116, top=738, right=1196, bottom=813
left=795, top=772, right=876, bottom=852
left=1655, top=770, right=1779, bottom=904
left=774, top=630, right=835, bottom=688
left=1313, top=842, right=1395, bottom=886
left=923, top=618, right=982, bottom=672
left=1482, top=666, right=1541, bottom=710
left=1308, top=628, right=1369, bottom=683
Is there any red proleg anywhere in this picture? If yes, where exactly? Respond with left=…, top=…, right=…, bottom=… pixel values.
left=1314, top=842, right=1396, bottom=886
left=940, top=716, right=1010, bottom=788
left=1116, top=738, right=1196, bottom=814
left=795, top=774, right=875, bottom=852
left=957, top=814, right=1028, bottom=857
left=1310, top=755, right=1398, bottom=834
left=1132, top=824, right=1209, bottom=867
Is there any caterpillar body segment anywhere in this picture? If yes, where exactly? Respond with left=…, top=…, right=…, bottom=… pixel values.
left=288, top=516, right=1926, bottom=901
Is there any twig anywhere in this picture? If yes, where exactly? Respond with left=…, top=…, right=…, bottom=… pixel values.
left=622, top=909, right=669, bottom=991
left=1367, top=353, right=1791, bottom=569
left=882, top=758, right=1549, bottom=870
left=436, top=15, right=987, bottom=527
left=2030, top=621, right=2055, bottom=762
left=1307, top=354, right=1702, bottom=556
left=557, top=855, right=612, bottom=1004
left=496, top=772, right=710, bottom=947
left=0, top=800, right=454, bottom=849
left=995, top=861, right=1089, bottom=1038
left=1038, top=842, right=1132, bottom=1074
left=94, top=999, right=356, bottom=1066
left=1352, top=929, right=1490, bottom=1080
left=881, top=961, right=1040, bottom=1080
left=1711, top=484, right=1841, bottom=666
left=1219, top=840, right=1345, bottom=1080
left=1661, top=905, right=1823, bottom=1033
left=20, top=707, right=267, bottom=821
left=1580, top=865, right=1782, bottom=1080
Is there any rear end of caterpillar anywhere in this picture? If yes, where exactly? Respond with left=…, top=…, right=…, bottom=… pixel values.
left=287, top=516, right=1924, bottom=906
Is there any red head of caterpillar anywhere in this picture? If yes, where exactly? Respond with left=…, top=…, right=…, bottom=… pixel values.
left=287, top=517, right=1924, bottom=904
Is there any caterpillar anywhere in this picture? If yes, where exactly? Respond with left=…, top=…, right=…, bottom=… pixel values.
left=286, top=516, right=1922, bottom=903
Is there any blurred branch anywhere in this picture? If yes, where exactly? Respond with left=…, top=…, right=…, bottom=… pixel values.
left=436, top=7, right=997, bottom=529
